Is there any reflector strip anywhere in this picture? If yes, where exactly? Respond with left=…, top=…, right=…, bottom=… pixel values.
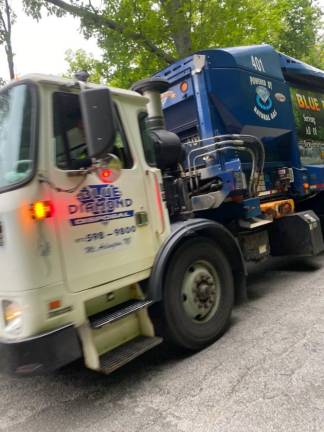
left=154, top=174, right=165, bottom=234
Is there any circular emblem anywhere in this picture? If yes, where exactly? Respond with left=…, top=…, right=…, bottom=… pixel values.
left=256, top=86, right=273, bottom=111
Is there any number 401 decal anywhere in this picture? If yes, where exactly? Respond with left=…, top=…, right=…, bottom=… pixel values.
left=251, top=56, right=265, bottom=73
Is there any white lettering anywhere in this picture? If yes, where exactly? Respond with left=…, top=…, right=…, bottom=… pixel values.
left=254, top=106, right=271, bottom=121
left=251, top=56, right=266, bottom=72
left=250, top=76, right=267, bottom=87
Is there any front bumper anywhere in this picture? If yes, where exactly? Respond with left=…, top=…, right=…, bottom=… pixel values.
left=0, top=324, right=82, bottom=374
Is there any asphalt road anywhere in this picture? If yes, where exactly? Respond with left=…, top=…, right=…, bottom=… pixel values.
left=1, top=256, right=323, bottom=432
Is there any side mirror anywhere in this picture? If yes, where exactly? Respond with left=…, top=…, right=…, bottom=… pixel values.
left=79, top=88, right=116, bottom=159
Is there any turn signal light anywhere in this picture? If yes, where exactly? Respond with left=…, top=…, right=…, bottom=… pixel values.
left=96, top=167, right=121, bottom=183
left=31, top=201, right=54, bottom=220
left=98, top=168, right=112, bottom=183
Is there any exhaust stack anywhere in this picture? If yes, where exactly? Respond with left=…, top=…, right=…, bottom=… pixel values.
left=132, top=77, right=184, bottom=170
left=131, top=78, right=169, bottom=130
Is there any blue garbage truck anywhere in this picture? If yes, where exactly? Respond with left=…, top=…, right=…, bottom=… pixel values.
left=151, top=44, right=324, bottom=257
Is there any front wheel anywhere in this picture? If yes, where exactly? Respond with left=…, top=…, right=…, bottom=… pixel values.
left=162, top=237, right=234, bottom=351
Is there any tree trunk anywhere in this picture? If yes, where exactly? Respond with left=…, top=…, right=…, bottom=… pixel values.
left=5, top=41, right=14, bottom=79
left=4, top=0, right=14, bottom=79
left=160, top=0, right=192, bottom=58
left=0, top=0, right=15, bottom=79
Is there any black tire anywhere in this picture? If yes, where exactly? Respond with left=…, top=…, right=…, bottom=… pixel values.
left=161, top=237, right=234, bottom=351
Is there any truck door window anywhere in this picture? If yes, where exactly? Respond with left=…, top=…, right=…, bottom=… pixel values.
left=53, top=92, right=133, bottom=169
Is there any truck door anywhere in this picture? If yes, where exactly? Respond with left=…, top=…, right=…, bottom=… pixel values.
left=49, top=90, right=157, bottom=293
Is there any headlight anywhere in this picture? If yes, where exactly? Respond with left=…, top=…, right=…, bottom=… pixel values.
left=2, top=300, right=23, bottom=335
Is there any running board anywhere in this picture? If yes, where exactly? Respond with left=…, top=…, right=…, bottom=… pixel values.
left=89, top=299, right=153, bottom=329
left=99, top=336, right=163, bottom=374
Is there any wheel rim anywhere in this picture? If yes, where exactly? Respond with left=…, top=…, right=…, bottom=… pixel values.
left=181, top=259, right=221, bottom=323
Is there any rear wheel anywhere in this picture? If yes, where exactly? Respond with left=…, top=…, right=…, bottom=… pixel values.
left=162, top=237, right=234, bottom=351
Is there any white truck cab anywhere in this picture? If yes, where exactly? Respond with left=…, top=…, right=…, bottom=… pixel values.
left=0, top=74, right=247, bottom=374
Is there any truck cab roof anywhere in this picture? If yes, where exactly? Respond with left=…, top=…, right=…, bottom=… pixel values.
left=3, top=73, right=148, bottom=104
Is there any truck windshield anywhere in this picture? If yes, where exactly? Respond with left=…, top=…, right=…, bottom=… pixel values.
left=290, top=86, right=324, bottom=165
left=0, top=83, right=36, bottom=192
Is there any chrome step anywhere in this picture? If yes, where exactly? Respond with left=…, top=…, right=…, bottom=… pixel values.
left=239, top=216, right=273, bottom=229
left=100, top=336, right=163, bottom=374
left=89, top=299, right=153, bottom=329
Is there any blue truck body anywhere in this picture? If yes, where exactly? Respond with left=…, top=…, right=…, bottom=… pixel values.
left=155, top=45, right=324, bottom=198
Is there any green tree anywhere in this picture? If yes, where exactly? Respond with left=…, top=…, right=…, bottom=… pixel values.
left=64, top=48, right=103, bottom=83
left=0, top=0, right=16, bottom=79
left=24, top=0, right=323, bottom=87
left=275, top=0, right=323, bottom=65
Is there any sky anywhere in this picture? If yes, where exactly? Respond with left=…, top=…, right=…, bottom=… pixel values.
left=0, top=0, right=102, bottom=80
left=0, top=0, right=324, bottom=81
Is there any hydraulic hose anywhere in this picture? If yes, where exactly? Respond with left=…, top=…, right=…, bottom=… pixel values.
left=187, top=134, right=265, bottom=196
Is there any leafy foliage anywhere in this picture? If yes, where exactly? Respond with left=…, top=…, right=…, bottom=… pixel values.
left=24, top=0, right=324, bottom=87
left=64, top=48, right=103, bottom=83
left=275, top=0, right=323, bottom=64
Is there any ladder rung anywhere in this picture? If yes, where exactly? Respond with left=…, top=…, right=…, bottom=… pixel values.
left=89, top=299, right=153, bottom=329
left=99, top=336, right=163, bottom=374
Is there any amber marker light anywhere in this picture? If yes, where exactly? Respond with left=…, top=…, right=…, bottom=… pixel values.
left=31, top=201, right=54, bottom=220
left=48, top=299, right=61, bottom=310
left=180, top=81, right=188, bottom=93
